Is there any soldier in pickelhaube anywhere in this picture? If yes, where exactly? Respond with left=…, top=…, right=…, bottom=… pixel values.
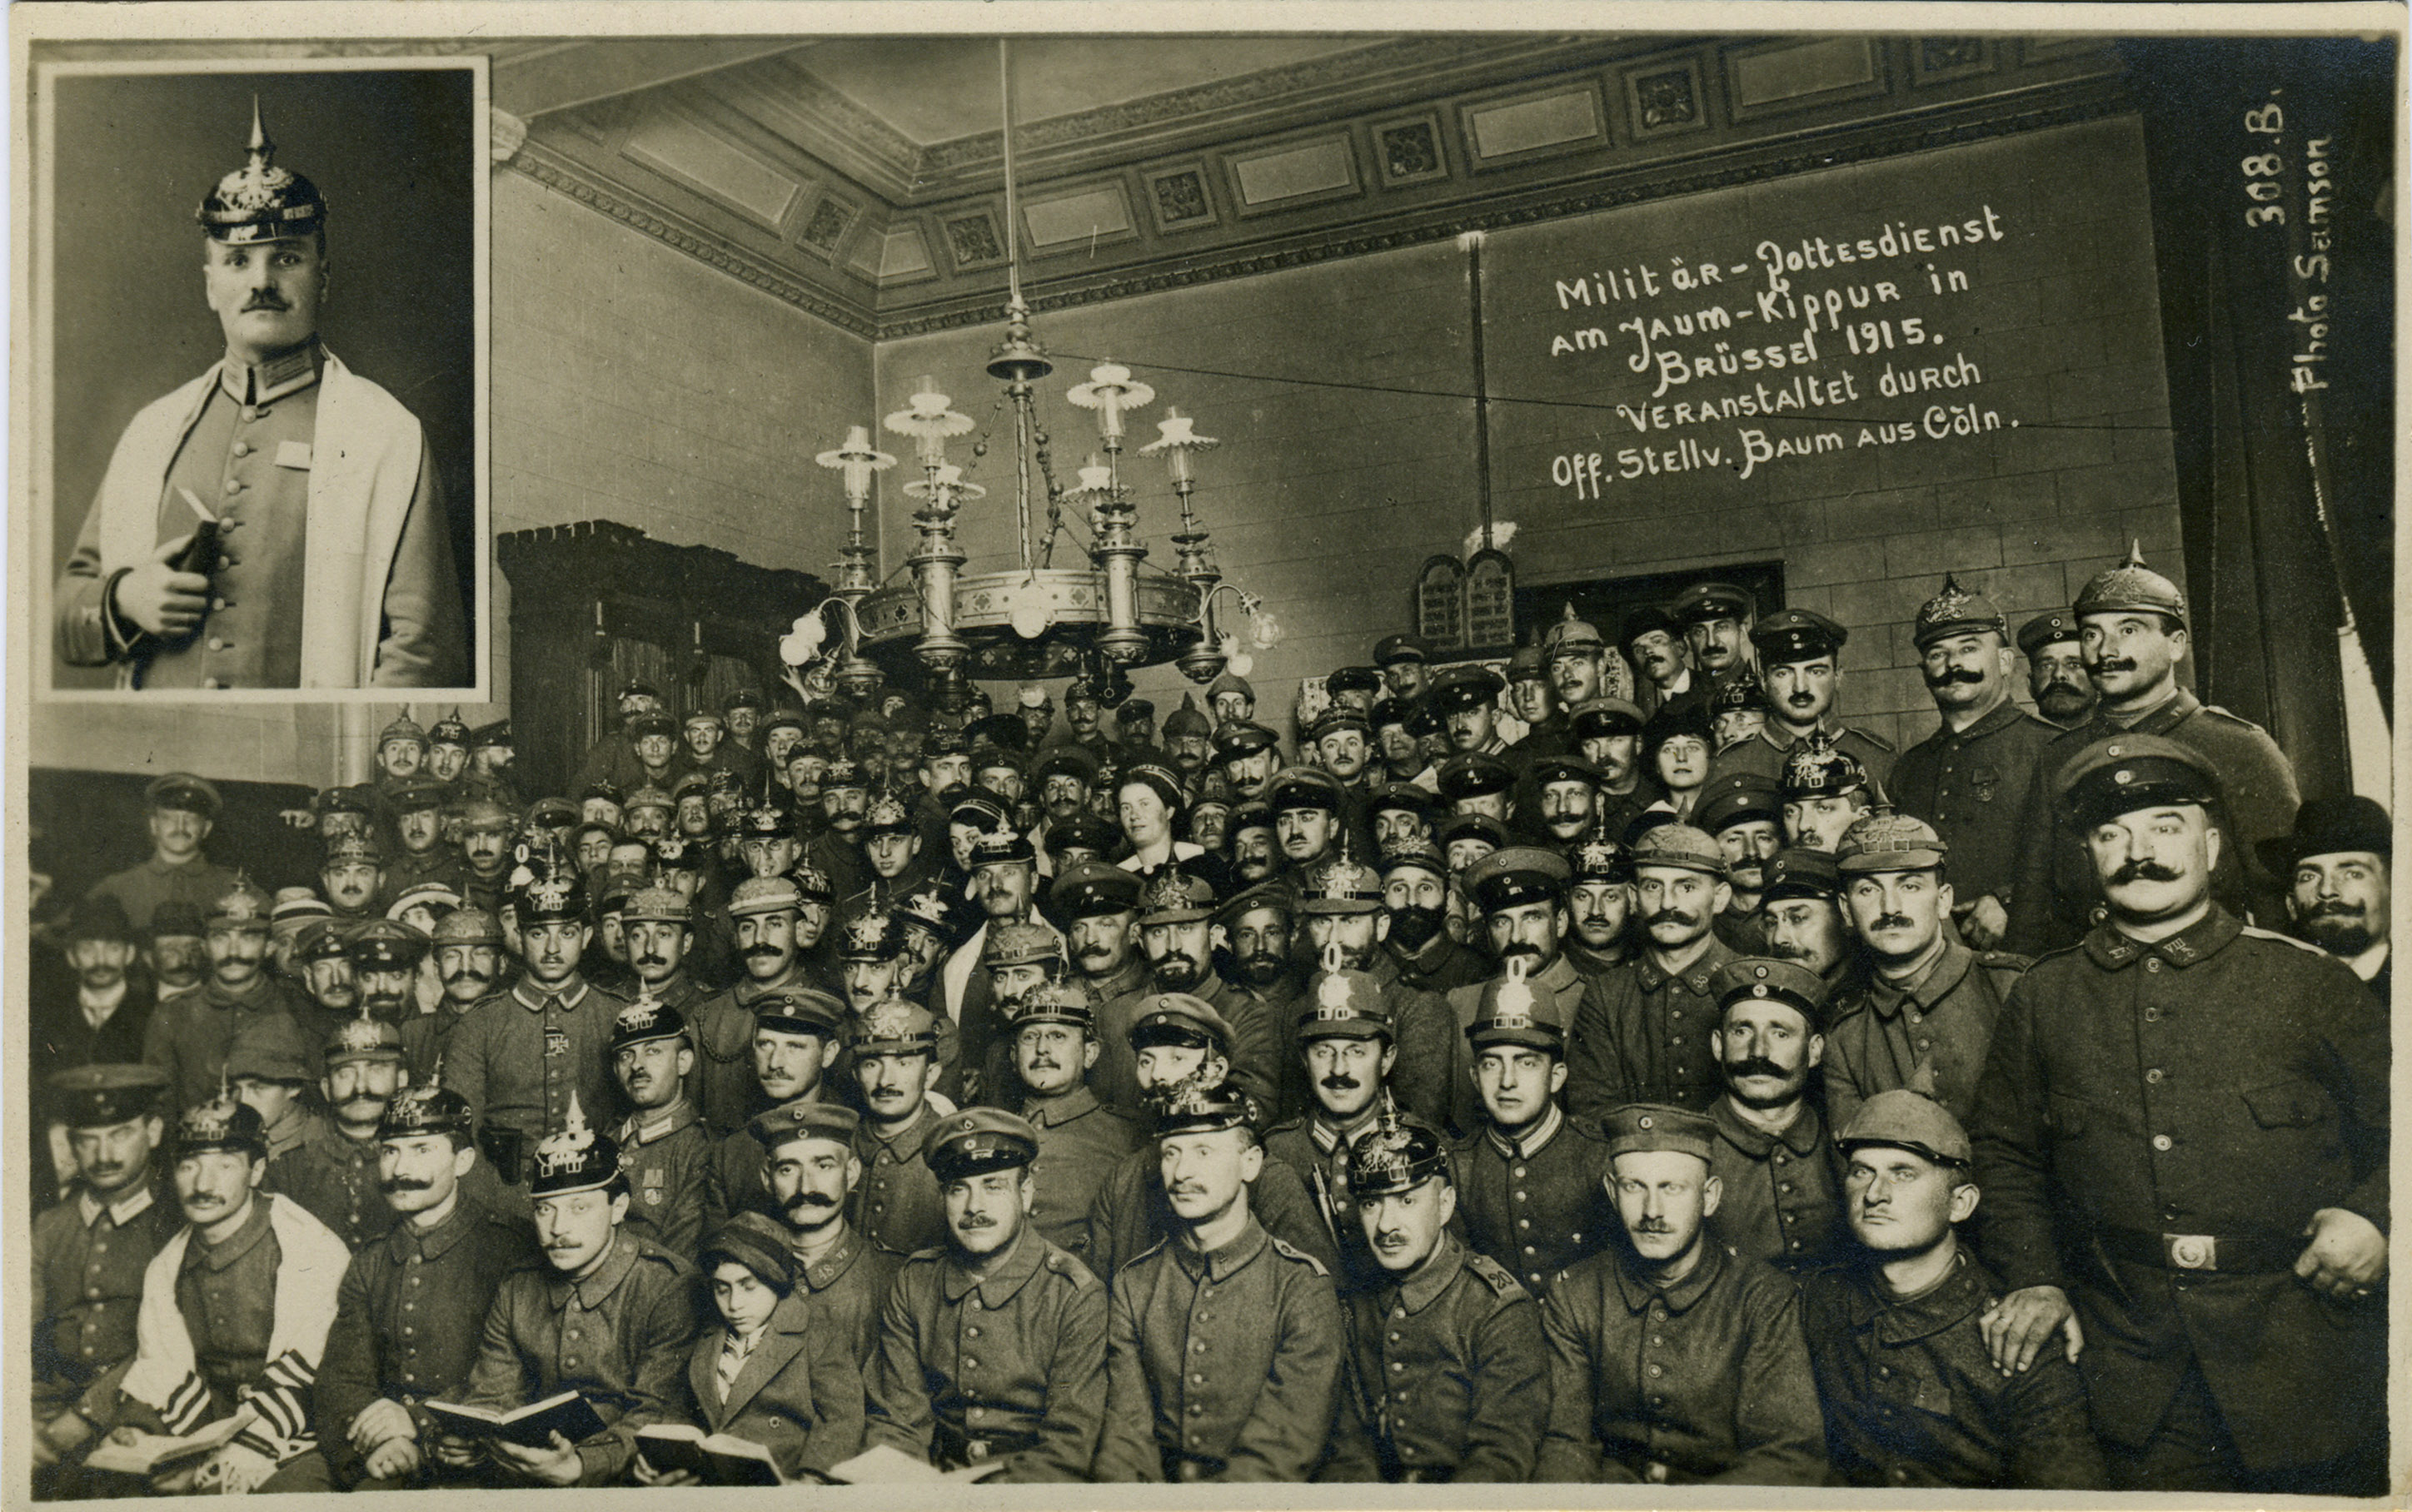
left=862, top=1108, right=1113, bottom=1481
left=1562, top=823, right=1637, bottom=980
left=1778, top=729, right=1877, bottom=853
left=74, top=1091, right=351, bottom=1494
left=1567, top=823, right=1743, bottom=1118
left=31, top=1066, right=182, bottom=1498
left=1710, top=608, right=1895, bottom=793
left=1708, top=669, right=1771, bottom=754
left=142, top=878, right=306, bottom=1115
left=270, top=1005, right=411, bottom=1251
left=448, top=1096, right=702, bottom=1486
left=2004, top=543, right=2301, bottom=953
left=1320, top=1107, right=1547, bottom=1484
left=1094, top=1077, right=1343, bottom=1483
left=1262, top=957, right=1408, bottom=1296
left=56, top=100, right=463, bottom=689
left=441, top=871, right=629, bottom=1190
left=605, top=992, right=715, bottom=1259
left=424, top=709, right=472, bottom=787
left=844, top=997, right=949, bottom=1259
left=1890, top=574, right=2063, bottom=950
left=1451, top=962, right=1616, bottom=1300
left=1288, top=850, right=1458, bottom=1131
left=266, top=1082, right=534, bottom=1491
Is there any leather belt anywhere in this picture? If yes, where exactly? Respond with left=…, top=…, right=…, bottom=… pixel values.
left=2098, top=1226, right=2299, bottom=1274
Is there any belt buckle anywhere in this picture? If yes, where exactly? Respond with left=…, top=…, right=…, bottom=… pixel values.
left=2164, top=1232, right=2217, bottom=1271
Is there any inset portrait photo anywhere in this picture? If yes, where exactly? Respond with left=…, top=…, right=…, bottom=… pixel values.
left=33, top=62, right=486, bottom=694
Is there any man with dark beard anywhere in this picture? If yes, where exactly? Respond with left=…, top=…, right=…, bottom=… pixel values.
left=1379, top=837, right=1483, bottom=994
left=2260, top=795, right=2392, bottom=1001
left=1213, top=881, right=1305, bottom=1044
left=401, top=908, right=503, bottom=1087
left=1099, top=869, right=1278, bottom=1118
left=1824, top=813, right=2025, bottom=1132
left=1891, top=576, right=2061, bottom=950
left=346, top=918, right=428, bottom=1030
left=2017, top=611, right=2097, bottom=731
left=1703, top=959, right=1843, bottom=1276
left=1567, top=825, right=1741, bottom=1117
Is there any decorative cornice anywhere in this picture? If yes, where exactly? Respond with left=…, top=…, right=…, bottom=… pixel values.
left=874, top=73, right=2134, bottom=339
left=509, top=141, right=880, bottom=337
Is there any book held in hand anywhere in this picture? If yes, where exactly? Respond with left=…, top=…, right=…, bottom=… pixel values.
left=421, top=1390, right=608, bottom=1449
left=633, top=1424, right=785, bottom=1485
left=83, top=1414, right=247, bottom=1476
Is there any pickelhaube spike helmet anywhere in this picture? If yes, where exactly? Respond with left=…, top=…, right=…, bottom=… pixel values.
left=197, top=97, right=327, bottom=245
left=377, top=1072, right=473, bottom=1142
left=428, top=708, right=471, bottom=747
left=2073, top=541, right=2188, bottom=630
left=528, top=1092, right=620, bottom=1197
left=1347, top=1102, right=1451, bottom=1196
left=326, top=1001, right=405, bottom=1066
left=838, top=910, right=904, bottom=962
left=1912, top=571, right=2008, bottom=649
left=1781, top=729, right=1867, bottom=801
left=376, top=707, right=429, bottom=752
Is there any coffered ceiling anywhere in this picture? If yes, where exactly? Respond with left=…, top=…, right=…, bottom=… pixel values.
left=496, top=33, right=2126, bottom=338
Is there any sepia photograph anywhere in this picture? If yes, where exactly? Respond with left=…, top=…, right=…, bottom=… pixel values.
left=7, top=4, right=2401, bottom=1505
left=34, top=60, right=484, bottom=694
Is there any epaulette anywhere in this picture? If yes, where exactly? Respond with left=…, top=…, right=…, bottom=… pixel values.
left=1042, top=1245, right=1099, bottom=1289
left=1261, top=1115, right=1308, bottom=1140
left=2239, top=924, right=2332, bottom=957
left=1268, top=1235, right=1331, bottom=1277
left=2199, top=704, right=2262, bottom=729
left=1850, top=725, right=1897, bottom=754
left=1463, top=1251, right=1526, bottom=1300
left=1976, top=950, right=2033, bottom=972
left=903, top=1246, right=948, bottom=1266
left=635, top=1237, right=695, bottom=1274
left=1119, top=1238, right=1169, bottom=1276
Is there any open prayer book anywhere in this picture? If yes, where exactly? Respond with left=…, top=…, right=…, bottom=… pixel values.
left=633, top=1425, right=785, bottom=1485
left=421, top=1390, right=608, bottom=1449
left=83, top=1414, right=247, bottom=1476
left=828, top=1443, right=1008, bottom=1484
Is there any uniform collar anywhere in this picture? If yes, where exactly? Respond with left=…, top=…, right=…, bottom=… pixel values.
left=2085, top=904, right=2240, bottom=972
left=190, top=1195, right=274, bottom=1271
left=734, top=965, right=804, bottom=1004
left=513, top=978, right=591, bottom=1012
left=202, top=975, right=280, bottom=1010
left=795, top=1225, right=865, bottom=1291
left=1710, top=1094, right=1823, bottom=1158
left=939, top=1222, right=1047, bottom=1307
left=550, top=1229, right=641, bottom=1310
left=80, top=1182, right=157, bottom=1229
left=1866, top=939, right=1972, bottom=1017
left=618, top=1097, right=700, bottom=1146
left=1307, top=1106, right=1379, bottom=1157
left=391, top=1194, right=478, bottom=1262
left=1393, top=1234, right=1467, bottom=1315
left=1528, top=952, right=1582, bottom=997
left=1845, top=1249, right=1992, bottom=1345
left=1175, top=1216, right=1270, bottom=1282
left=1565, top=938, right=1632, bottom=973
left=262, top=1105, right=314, bottom=1158
left=864, top=1102, right=938, bottom=1157
left=1484, top=1102, right=1564, bottom=1160
left=1610, top=1237, right=1725, bottom=1316
left=218, top=341, right=323, bottom=407
left=1024, top=1085, right=1100, bottom=1128
left=1636, top=935, right=1737, bottom=994
left=2090, top=686, right=2199, bottom=735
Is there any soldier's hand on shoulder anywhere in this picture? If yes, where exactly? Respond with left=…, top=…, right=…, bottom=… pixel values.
left=2297, top=1207, right=2387, bottom=1300
left=1962, top=895, right=2010, bottom=949
left=112, top=536, right=212, bottom=639
left=1979, top=1284, right=2078, bottom=1374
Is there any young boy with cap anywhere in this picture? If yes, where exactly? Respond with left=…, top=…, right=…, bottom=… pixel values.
left=448, top=1098, right=701, bottom=1485
left=1094, top=1081, right=1343, bottom=1483
left=607, top=993, right=715, bottom=1260
left=1802, top=1089, right=2106, bottom=1489
left=864, top=1109, right=1109, bottom=1481
left=1320, top=1108, right=1547, bottom=1484
left=635, top=1211, right=864, bottom=1485
left=1534, top=1103, right=1824, bottom=1485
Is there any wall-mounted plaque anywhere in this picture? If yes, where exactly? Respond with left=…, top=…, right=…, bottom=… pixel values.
left=1415, top=555, right=1466, bottom=649
left=1464, top=548, right=1517, bottom=649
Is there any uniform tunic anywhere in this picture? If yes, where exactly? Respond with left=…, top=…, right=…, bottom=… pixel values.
left=1888, top=699, right=2061, bottom=908
left=850, top=1105, right=947, bottom=1258
left=443, top=979, right=630, bottom=1156
left=270, top=1120, right=397, bottom=1252
left=460, top=1231, right=702, bottom=1484
left=2003, top=692, right=2300, bottom=953
left=709, top=1087, right=837, bottom=1222
left=142, top=977, right=306, bottom=1115
left=1084, top=1140, right=1342, bottom=1286
left=1263, top=1113, right=1389, bottom=1295
left=1567, top=937, right=1741, bottom=1119
left=1535, top=1240, right=1825, bottom=1484
left=1705, top=1097, right=1845, bottom=1274
left=1095, top=1219, right=1343, bottom=1482
left=312, top=1198, right=536, bottom=1487
left=399, top=996, right=482, bottom=1089
left=1268, top=956, right=1458, bottom=1132
left=174, top=1200, right=283, bottom=1420
left=1707, top=723, right=1896, bottom=794
left=686, top=972, right=800, bottom=1141
left=1823, top=940, right=2026, bottom=1131
left=1968, top=907, right=2387, bottom=1473
left=32, top=1183, right=178, bottom=1406
left=791, top=1226, right=904, bottom=1375
left=87, top=858, right=241, bottom=935
left=1097, top=972, right=1277, bottom=1122
left=1020, top=1087, right=1141, bottom=1261
left=1320, top=1237, right=1547, bottom=1483
left=1450, top=1106, right=1614, bottom=1299
left=864, top=1226, right=1109, bottom=1480
left=612, top=1100, right=715, bottom=1260
left=1802, top=1251, right=2108, bottom=1490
